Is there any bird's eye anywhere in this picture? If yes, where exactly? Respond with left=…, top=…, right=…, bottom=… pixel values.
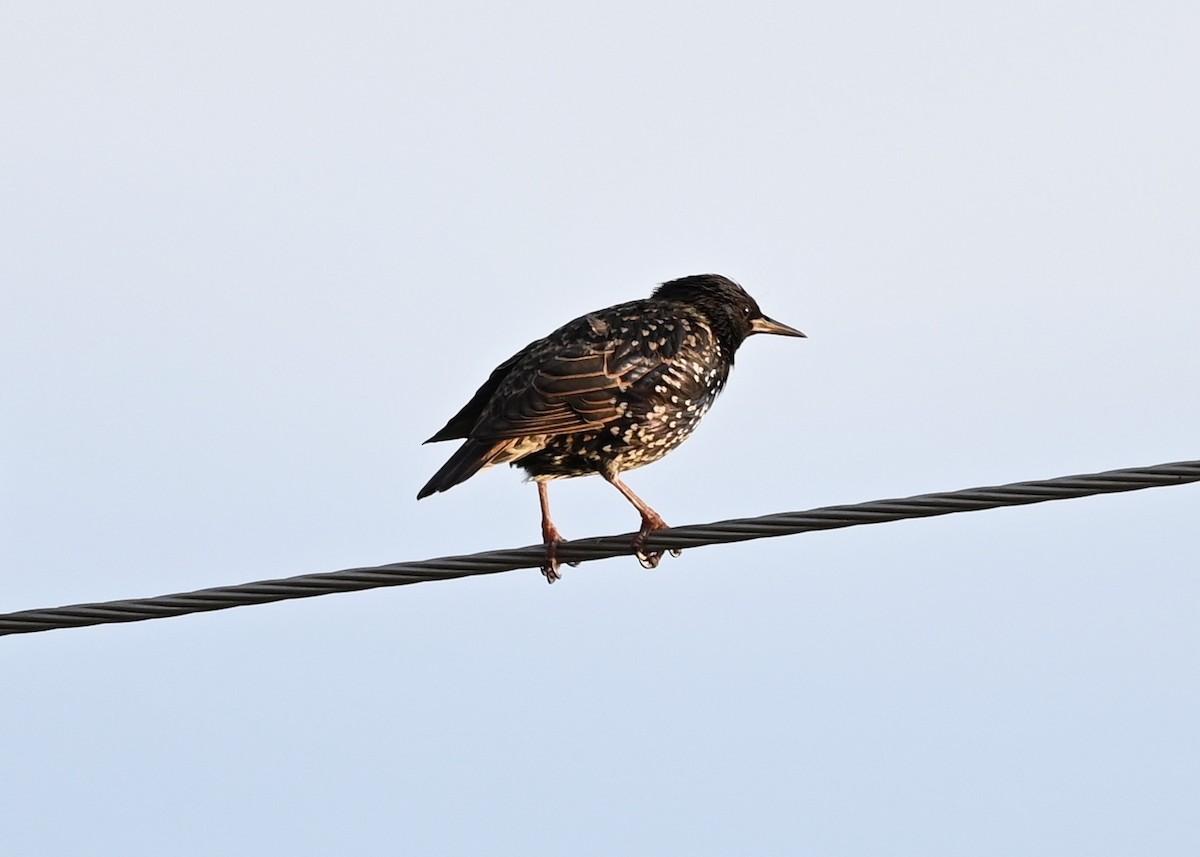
left=742, top=306, right=753, bottom=316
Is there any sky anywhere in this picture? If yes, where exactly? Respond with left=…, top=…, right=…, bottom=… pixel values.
left=2, top=1, right=1198, bottom=854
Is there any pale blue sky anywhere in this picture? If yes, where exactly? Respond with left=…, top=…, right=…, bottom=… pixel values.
left=2, top=2, right=1198, bottom=854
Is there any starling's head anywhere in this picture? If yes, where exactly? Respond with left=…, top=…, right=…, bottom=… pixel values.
left=652, top=273, right=805, bottom=354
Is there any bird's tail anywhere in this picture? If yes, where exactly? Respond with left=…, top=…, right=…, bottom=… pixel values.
left=417, top=438, right=510, bottom=499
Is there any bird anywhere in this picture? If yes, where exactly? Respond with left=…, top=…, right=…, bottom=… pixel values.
left=417, top=273, right=805, bottom=582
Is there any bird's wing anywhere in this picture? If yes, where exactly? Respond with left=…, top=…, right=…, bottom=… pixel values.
left=424, top=349, right=527, bottom=443
left=471, top=341, right=664, bottom=440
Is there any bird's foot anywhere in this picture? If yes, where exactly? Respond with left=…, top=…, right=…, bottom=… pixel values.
left=541, top=524, right=577, bottom=584
left=542, top=539, right=563, bottom=583
left=631, top=512, right=680, bottom=569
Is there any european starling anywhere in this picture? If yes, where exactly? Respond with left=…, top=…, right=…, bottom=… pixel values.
left=417, top=273, right=805, bottom=582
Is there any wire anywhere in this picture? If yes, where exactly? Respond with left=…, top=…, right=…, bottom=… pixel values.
left=2, top=459, right=1197, bottom=637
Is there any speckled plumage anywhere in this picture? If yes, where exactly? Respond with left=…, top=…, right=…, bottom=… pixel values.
left=418, top=274, right=805, bottom=581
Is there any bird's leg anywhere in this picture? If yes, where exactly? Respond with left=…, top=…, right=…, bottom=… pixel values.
left=538, top=480, right=566, bottom=583
left=603, top=474, right=682, bottom=569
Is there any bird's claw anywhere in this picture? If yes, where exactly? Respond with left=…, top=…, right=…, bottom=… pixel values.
left=542, top=536, right=565, bottom=584
left=635, top=548, right=662, bottom=570
left=631, top=517, right=679, bottom=570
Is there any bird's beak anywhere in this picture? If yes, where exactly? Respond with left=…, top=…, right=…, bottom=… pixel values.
left=750, top=314, right=806, bottom=338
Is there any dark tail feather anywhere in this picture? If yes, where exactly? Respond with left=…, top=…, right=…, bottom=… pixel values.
left=417, top=438, right=507, bottom=499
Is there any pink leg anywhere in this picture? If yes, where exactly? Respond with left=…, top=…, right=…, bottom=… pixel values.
left=538, top=481, right=565, bottom=583
left=603, top=474, right=682, bottom=569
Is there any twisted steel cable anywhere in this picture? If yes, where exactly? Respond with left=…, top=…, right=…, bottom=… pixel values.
left=2, top=459, right=1197, bottom=637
